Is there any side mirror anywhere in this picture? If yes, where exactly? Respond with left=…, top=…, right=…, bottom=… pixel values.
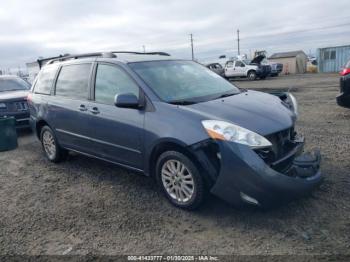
left=241, top=64, right=245, bottom=67
left=114, top=93, right=141, bottom=109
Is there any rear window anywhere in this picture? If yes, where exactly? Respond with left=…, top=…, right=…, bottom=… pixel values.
left=0, top=77, right=30, bottom=92
left=34, top=66, right=57, bottom=95
left=55, top=63, right=91, bottom=100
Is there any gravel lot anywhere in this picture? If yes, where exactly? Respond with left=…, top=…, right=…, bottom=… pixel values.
left=1, top=73, right=349, bottom=257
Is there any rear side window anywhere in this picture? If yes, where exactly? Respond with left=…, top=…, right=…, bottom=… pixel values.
left=55, top=63, right=91, bottom=100
left=94, top=64, right=139, bottom=105
left=34, top=66, right=57, bottom=95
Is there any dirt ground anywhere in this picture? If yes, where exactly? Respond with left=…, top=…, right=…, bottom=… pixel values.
left=0, top=73, right=349, bottom=257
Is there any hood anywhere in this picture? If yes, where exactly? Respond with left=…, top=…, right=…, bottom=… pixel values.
left=180, top=90, right=296, bottom=136
left=0, top=90, right=29, bottom=102
left=250, top=55, right=265, bottom=65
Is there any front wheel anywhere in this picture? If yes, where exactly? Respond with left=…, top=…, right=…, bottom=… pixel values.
left=156, top=151, right=206, bottom=210
left=247, top=71, right=257, bottom=81
left=40, top=126, right=67, bottom=163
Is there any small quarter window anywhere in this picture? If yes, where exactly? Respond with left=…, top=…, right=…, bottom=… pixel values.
left=34, top=66, right=57, bottom=95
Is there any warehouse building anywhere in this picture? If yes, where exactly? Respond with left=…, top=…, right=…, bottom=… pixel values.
left=317, top=45, right=350, bottom=73
left=269, top=50, right=307, bottom=74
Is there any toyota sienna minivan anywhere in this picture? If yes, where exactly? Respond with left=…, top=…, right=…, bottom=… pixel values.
left=28, top=52, right=323, bottom=210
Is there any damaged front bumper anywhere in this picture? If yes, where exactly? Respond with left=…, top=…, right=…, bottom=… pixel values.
left=192, top=136, right=323, bottom=208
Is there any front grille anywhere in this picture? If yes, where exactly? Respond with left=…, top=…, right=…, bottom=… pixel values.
left=14, top=101, right=28, bottom=111
left=0, top=101, right=28, bottom=112
left=255, top=127, right=296, bottom=168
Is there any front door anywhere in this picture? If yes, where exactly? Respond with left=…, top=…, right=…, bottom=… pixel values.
left=224, top=61, right=235, bottom=77
left=234, top=61, right=246, bottom=76
left=89, top=63, right=144, bottom=169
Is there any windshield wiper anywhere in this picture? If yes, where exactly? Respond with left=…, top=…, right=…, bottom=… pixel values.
left=169, top=100, right=197, bottom=105
left=215, top=92, right=238, bottom=99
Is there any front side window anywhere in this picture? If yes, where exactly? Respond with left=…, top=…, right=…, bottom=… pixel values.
left=94, top=64, right=139, bottom=105
left=235, top=61, right=245, bottom=67
left=129, top=60, right=240, bottom=103
left=55, top=63, right=91, bottom=100
left=34, top=66, right=57, bottom=95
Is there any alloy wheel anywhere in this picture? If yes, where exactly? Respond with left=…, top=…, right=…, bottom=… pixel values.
left=161, top=160, right=195, bottom=203
left=42, top=130, right=56, bottom=159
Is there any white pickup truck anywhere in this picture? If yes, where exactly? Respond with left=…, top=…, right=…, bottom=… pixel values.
left=224, top=55, right=271, bottom=80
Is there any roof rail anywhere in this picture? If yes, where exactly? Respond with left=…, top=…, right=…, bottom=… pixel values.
left=38, top=51, right=171, bottom=68
left=111, top=51, right=171, bottom=56
left=45, top=52, right=114, bottom=66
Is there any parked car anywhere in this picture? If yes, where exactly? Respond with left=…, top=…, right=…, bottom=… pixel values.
left=337, top=59, right=350, bottom=108
left=206, top=63, right=225, bottom=77
left=269, top=62, right=283, bottom=76
left=28, top=52, right=323, bottom=210
left=224, top=55, right=271, bottom=80
left=0, top=75, right=31, bottom=128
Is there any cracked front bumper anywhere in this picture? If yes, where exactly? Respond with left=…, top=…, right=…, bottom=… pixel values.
left=208, top=140, right=323, bottom=208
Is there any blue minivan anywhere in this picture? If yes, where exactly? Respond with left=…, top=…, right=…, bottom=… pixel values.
left=28, top=52, right=323, bottom=209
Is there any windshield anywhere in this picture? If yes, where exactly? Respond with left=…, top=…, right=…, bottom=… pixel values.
left=0, top=77, right=30, bottom=92
left=129, top=60, right=240, bottom=103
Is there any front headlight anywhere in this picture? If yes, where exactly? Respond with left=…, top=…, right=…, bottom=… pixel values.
left=287, top=93, right=298, bottom=116
left=0, top=103, right=6, bottom=109
left=202, top=120, right=272, bottom=149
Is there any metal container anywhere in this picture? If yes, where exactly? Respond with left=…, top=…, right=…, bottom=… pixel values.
left=0, top=117, right=18, bottom=151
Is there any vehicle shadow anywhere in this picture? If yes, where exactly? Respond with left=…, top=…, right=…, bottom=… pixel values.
left=64, top=150, right=309, bottom=223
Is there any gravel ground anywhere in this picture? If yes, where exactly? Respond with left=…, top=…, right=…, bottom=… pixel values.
left=0, top=73, right=349, bottom=257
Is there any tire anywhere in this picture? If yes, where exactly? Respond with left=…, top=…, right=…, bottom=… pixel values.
left=155, top=151, right=206, bottom=210
left=247, top=71, right=257, bottom=81
left=40, top=125, right=67, bottom=163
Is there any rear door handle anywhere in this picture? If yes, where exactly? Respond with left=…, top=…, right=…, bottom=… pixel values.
left=89, top=107, right=100, bottom=114
left=79, top=104, right=87, bottom=111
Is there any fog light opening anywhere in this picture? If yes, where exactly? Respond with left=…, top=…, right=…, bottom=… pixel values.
left=240, top=192, right=259, bottom=205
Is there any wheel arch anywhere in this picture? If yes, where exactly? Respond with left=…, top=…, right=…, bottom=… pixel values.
left=247, top=69, right=256, bottom=76
left=147, top=138, right=214, bottom=187
left=35, top=119, right=50, bottom=139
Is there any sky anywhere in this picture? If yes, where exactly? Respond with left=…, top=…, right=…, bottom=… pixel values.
left=0, top=0, right=349, bottom=69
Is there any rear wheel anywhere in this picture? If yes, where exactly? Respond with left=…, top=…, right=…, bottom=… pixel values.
left=40, top=126, right=67, bottom=163
left=156, top=151, right=206, bottom=210
left=247, top=71, right=257, bottom=80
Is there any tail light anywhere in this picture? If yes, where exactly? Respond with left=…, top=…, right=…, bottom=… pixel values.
left=27, top=93, right=32, bottom=102
left=340, top=68, right=350, bottom=76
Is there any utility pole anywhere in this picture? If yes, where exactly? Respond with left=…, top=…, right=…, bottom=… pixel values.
left=142, top=45, right=146, bottom=53
left=190, top=33, right=194, bottom=60
left=237, top=29, right=240, bottom=55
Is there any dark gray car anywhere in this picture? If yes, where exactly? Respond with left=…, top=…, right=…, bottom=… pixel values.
left=28, top=52, right=323, bottom=210
left=0, top=75, right=31, bottom=128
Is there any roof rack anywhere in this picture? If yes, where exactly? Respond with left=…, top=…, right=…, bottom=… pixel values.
left=111, top=51, right=171, bottom=56
left=40, top=51, right=171, bottom=68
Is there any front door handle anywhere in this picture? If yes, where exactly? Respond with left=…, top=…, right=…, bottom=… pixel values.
left=89, top=107, right=100, bottom=114
left=79, top=104, right=87, bottom=111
